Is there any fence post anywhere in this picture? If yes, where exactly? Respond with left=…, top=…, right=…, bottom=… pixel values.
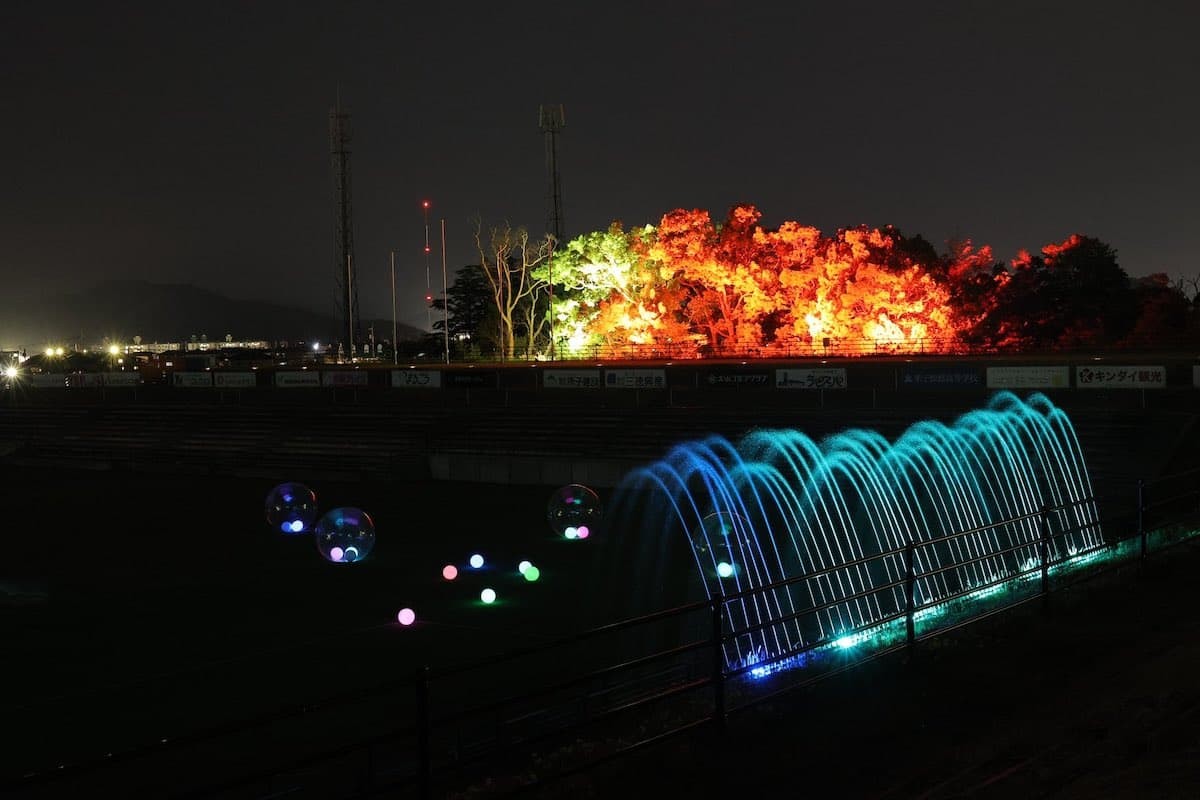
left=905, top=540, right=916, bottom=647
left=1138, top=479, right=1147, bottom=561
left=1039, top=502, right=1051, bottom=599
left=711, top=596, right=726, bottom=731
left=416, top=664, right=431, bottom=800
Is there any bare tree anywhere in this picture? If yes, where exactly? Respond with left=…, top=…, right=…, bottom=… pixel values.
left=474, top=218, right=555, bottom=359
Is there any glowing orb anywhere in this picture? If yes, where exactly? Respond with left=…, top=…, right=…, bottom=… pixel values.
left=517, top=560, right=532, bottom=575
left=264, top=482, right=318, bottom=535
left=442, top=564, right=458, bottom=581
left=547, top=484, right=602, bottom=539
left=314, top=507, right=376, bottom=564
left=480, top=588, right=497, bottom=604
left=716, top=561, right=735, bottom=578
left=469, top=553, right=485, bottom=569
left=397, top=608, right=416, bottom=626
left=523, top=566, right=540, bottom=582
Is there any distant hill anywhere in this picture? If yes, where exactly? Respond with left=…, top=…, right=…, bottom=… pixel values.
left=0, top=280, right=426, bottom=349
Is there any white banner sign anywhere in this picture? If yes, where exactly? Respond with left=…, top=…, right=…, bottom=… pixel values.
left=986, top=366, right=1070, bottom=389
left=214, top=371, right=257, bottom=388
left=25, top=373, right=66, bottom=388
left=101, top=372, right=141, bottom=387
left=274, top=371, right=320, bottom=388
left=603, top=369, right=665, bottom=389
left=173, top=372, right=213, bottom=388
left=392, top=369, right=442, bottom=388
left=544, top=369, right=601, bottom=389
left=1075, top=365, right=1165, bottom=389
left=321, top=370, right=368, bottom=387
left=775, top=368, right=848, bottom=389
left=65, top=373, right=104, bottom=388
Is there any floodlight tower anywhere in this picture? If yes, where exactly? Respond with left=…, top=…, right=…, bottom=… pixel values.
left=539, top=104, right=565, bottom=243
left=539, top=104, right=565, bottom=359
left=330, top=94, right=361, bottom=359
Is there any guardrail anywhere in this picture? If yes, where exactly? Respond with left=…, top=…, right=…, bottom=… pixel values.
left=7, top=464, right=1200, bottom=799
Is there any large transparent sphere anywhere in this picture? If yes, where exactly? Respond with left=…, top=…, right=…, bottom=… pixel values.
left=692, top=511, right=745, bottom=565
left=265, top=482, right=319, bottom=535
left=547, top=484, right=603, bottom=539
left=314, top=507, right=376, bottom=564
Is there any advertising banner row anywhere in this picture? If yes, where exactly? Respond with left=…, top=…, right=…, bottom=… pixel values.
left=17, top=365, right=1187, bottom=390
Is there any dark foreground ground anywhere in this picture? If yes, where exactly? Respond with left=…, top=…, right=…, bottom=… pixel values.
left=5, top=459, right=1200, bottom=798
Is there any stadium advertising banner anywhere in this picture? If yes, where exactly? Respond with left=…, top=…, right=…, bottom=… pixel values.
left=213, top=372, right=256, bottom=388
left=544, top=369, right=601, bottom=389
left=604, top=369, right=667, bottom=389
left=986, top=366, right=1069, bottom=389
left=274, top=371, right=320, bottom=388
left=321, top=370, right=368, bottom=387
left=776, top=368, right=848, bottom=389
left=899, top=366, right=983, bottom=388
left=391, top=370, right=442, bottom=388
left=701, top=368, right=773, bottom=388
left=65, top=373, right=105, bottom=388
left=1076, top=365, right=1165, bottom=389
left=25, top=373, right=66, bottom=388
left=102, top=372, right=141, bottom=387
left=443, top=370, right=498, bottom=388
left=173, top=372, right=213, bottom=388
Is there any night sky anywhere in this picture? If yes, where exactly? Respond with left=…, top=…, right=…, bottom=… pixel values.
left=3, top=1, right=1197, bottom=332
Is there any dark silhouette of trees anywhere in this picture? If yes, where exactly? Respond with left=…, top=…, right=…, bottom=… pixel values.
left=966, top=235, right=1134, bottom=350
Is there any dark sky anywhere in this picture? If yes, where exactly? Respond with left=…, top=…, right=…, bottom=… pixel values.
left=3, top=1, right=1197, bottom=332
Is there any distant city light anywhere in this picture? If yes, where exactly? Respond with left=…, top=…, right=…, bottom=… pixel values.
left=3, top=366, right=15, bottom=379
left=108, top=345, right=120, bottom=355
left=312, top=342, right=321, bottom=351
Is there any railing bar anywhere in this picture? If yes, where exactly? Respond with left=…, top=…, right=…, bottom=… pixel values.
left=430, top=638, right=711, bottom=729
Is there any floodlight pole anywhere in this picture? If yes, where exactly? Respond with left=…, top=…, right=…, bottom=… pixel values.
left=390, top=250, right=398, bottom=365
left=441, top=218, right=449, bottom=364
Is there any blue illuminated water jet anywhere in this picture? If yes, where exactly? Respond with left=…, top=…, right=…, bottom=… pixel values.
left=611, top=391, right=1103, bottom=672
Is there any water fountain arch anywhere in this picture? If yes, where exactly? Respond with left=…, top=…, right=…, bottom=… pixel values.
left=610, top=391, right=1105, bottom=671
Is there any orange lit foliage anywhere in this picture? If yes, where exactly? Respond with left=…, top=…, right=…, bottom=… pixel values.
left=643, top=204, right=964, bottom=354
left=547, top=205, right=1145, bottom=357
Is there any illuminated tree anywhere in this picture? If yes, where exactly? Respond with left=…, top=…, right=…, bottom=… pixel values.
left=540, top=223, right=696, bottom=356
left=473, top=220, right=555, bottom=359
left=652, top=205, right=780, bottom=351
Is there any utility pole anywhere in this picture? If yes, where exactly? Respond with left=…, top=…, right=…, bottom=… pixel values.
left=390, top=250, right=398, bottom=365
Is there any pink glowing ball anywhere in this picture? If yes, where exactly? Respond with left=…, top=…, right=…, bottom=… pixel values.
left=397, top=608, right=416, bottom=626
left=442, top=564, right=458, bottom=580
